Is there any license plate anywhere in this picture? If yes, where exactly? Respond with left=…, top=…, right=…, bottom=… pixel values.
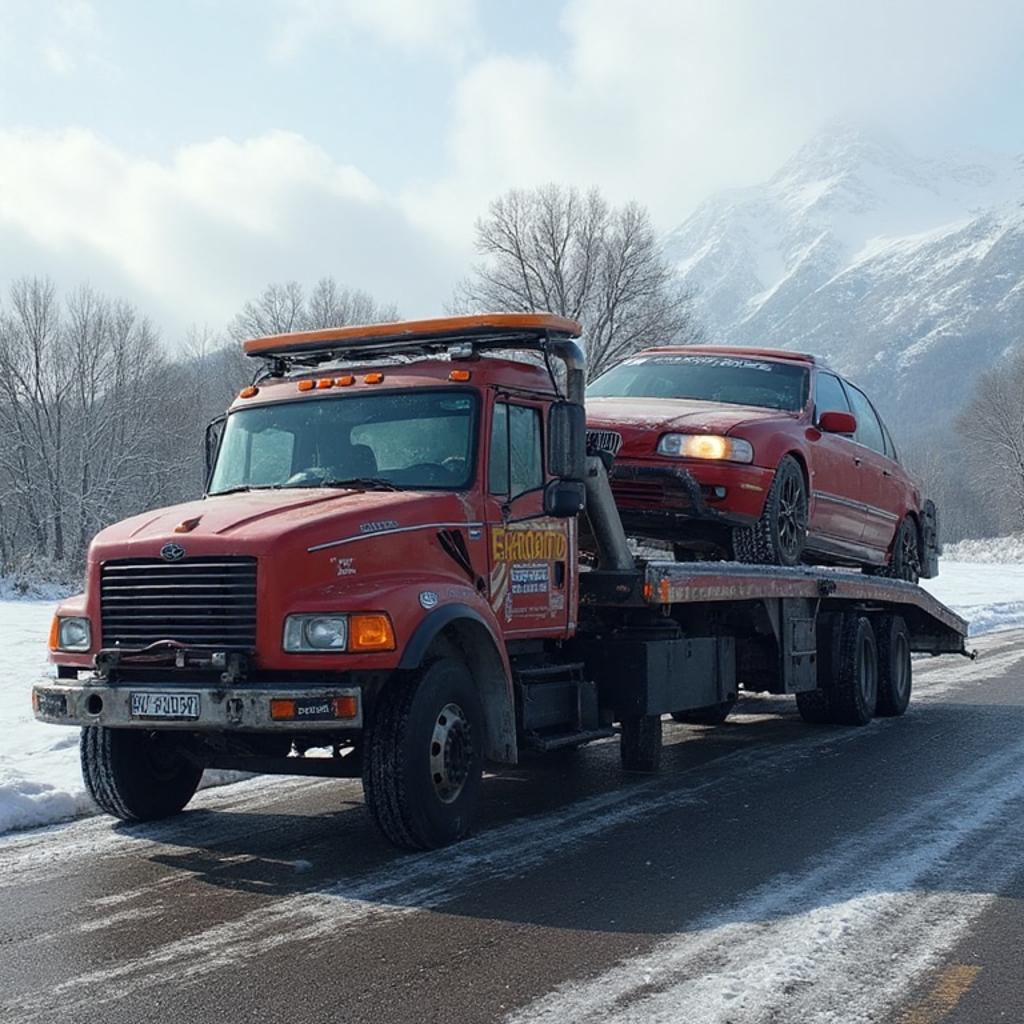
left=130, top=691, right=201, bottom=720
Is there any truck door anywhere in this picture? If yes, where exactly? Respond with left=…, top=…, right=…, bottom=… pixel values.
left=485, top=399, right=575, bottom=638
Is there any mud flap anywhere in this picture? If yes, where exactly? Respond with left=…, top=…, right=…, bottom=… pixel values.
left=920, top=500, right=940, bottom=579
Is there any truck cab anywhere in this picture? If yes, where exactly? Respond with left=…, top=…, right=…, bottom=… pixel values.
left=38, top=314, right=601, bottom=849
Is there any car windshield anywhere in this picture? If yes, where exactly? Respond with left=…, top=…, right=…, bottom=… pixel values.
left=208, top=388, right=478, bottom=494
left=587, top=354, right=810, bottom=413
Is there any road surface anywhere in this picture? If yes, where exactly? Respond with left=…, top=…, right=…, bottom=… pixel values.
left=2, top=628, right=1023, bottom=1024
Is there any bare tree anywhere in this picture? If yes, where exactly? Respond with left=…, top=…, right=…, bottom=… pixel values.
left=229, top=278, right=399, bottom=342
left=0, top=278, right=172, bottom=573
left=956, top=345, right=1024, bottom=533
left=452, top=184, right=704, bottom=380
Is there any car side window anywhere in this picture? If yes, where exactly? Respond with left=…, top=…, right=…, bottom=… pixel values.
left=489, top=402, right=544, bottom=498
left=845, top=384, right=887, bottom=455
left=814, top=372, right=851, bottom=419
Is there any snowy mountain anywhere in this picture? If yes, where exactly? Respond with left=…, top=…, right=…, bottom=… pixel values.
left=663, top=120, right=1024, bottom=444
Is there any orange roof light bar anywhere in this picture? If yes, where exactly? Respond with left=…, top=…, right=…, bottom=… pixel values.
left=243, top=312, right=583, bottom=359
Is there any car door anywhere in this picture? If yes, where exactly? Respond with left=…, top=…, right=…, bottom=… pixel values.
left=485, top=399, right=574, bottom=638
left=805, top=371, right=865, bottom=546
left=842, top=383, right=902, bottom=555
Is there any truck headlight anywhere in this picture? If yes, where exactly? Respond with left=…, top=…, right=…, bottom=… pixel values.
left=283, top=615, right=348, bottom=651
left=657, top=434, right=754, bottom=463
left=51, top=616, right=92, bottom=652
left=282, top=613, right=395, bottom=653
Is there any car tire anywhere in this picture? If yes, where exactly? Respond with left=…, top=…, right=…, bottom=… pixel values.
left=880, top=516, right=921, bottom=584
left=733, top=455, right=808, bottom=567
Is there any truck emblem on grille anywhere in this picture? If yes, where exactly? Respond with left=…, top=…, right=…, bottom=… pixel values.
left=160, top=542, right=187, bottom=562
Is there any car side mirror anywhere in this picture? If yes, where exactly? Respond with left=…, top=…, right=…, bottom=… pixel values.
left=819, top=410, right=857, bottom=435
left=543, top=479, right=586, bottom=518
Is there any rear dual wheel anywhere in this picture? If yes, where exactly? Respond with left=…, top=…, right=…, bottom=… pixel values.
left=797, top=613, right=879, bottom=726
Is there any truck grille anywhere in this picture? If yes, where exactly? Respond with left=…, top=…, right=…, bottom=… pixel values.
left=100, top=557, right=257, bottom=649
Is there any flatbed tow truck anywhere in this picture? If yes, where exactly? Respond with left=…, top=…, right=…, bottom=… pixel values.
left=32, top=314, right=968, bottom=849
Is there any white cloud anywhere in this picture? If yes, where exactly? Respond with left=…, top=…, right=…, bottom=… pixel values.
left=407, top=0, right=1024, bottom=237
left=271, top=0, right=480, bottom=63
left=0, top=128, right=466, bottom=341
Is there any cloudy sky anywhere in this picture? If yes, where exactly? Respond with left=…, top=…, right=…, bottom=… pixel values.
left=1, top=0, right=1023, bottom=344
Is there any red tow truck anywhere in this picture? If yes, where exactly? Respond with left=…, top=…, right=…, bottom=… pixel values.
left=33, top=314, right=968, bottom=849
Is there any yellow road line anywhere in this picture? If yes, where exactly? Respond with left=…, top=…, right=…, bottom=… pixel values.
left=896, top=964, right=982, bottom=1024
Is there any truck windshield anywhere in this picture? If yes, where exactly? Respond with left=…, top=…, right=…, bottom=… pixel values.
left=208, top=389, right=478, bottom=494
left=587, top=354, right=810, bottom=413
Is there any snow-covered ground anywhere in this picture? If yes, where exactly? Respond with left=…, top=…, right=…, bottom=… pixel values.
left=1, top=541, right=1021, bottom=837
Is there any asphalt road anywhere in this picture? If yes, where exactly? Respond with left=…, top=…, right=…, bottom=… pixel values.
left=2, top=628, right=1023, bottom=1024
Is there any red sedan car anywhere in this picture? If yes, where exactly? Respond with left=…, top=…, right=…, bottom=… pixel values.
left=585, top=347, right=939, bottom=581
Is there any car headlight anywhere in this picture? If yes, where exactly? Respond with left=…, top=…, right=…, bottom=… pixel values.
left=282, top=613, right=396, bottom=653
left=656, top=433, right=754, bottom=463
left=51, top=616, right=92, bottom=652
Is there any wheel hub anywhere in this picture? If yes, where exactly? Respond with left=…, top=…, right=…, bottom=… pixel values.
left=429, top=702, right=474, bottom=804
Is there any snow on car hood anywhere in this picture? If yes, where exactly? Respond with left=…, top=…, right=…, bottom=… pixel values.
left=586, top=395, right=789, bottom=436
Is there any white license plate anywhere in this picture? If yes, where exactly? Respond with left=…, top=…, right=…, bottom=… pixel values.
left=130, top=691, right=201, bottom=720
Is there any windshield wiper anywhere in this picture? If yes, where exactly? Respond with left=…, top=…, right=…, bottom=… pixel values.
left=321, top=477, right=399, bottom=491
left=209, top=484, right=283, bottom=496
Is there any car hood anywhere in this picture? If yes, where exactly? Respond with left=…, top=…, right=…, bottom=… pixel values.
left=586, top=396, right=792, bottom=437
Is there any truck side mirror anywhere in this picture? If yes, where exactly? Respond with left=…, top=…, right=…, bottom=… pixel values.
left=543, top=480, right=586, bottom=518
left=548, top=401, right=586, bottom=482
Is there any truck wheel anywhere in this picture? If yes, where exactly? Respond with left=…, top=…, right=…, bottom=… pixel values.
left=875, top=614, right=912, bottom=717
left=620, top=713, right=662, bottom=772
left=80, top=726, right=203, bottom=821
left=829, top=615, right=878, bottom=726
left=733, top=455, right=807, bottom=567
left=362, top=658, right=484, bottom=850
left=670, top=698, right=736, bottom=725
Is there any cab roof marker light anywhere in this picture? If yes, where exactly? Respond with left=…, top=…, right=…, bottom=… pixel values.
left=449, top=369, right=472, bottom=382
left=316, top=378, right=334, bottom=389
left=239, top=386, right=259, bottom=399
left=364, top=372, right=384, bottom=384
left=335, top=375, right=355, bottom=386
left=297, top=379, right=315, bottom=392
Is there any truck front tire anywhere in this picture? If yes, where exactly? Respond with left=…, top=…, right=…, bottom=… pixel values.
left=80, top=726, right=203, bottom=821
left=362, top=658, right=485, bottom=850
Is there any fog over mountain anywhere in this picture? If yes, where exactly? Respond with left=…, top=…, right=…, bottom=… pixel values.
left=663, top=120, right=1024, bottom=446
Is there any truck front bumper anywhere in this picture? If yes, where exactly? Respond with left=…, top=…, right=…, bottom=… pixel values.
left=32, top=679, right=363, bottom=732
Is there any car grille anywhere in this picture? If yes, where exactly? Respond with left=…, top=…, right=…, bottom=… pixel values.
left=586, top=429, right=623, bottom=456
left=100, top=557, right=257, bottom=649
left=610, top=480, right=671, bottom=507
